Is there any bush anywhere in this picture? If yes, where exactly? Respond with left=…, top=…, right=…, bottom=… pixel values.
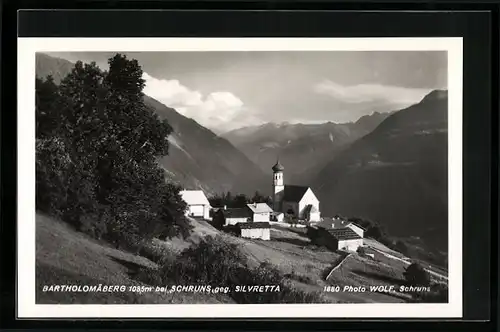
left=141, top=236, right=326, bottom=304
left=403, top=263, right=431, bottom=287
left=285, top=270, right=314, bottom=284
left=137, top=242, right=175, bottom=264
left=356, top=246, right=366, bottom=256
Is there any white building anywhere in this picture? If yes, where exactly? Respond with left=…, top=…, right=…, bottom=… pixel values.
left=308, top=217, right=364, bottom=252
left=272, top=160, right=321, bottom=222
left=246, top=202, right=273, bottom=222
left=237, top=222, right=271, bottom=240
left=309, top=226, right=363, bottom=252
left=220, top=207, right=251, bottom=226
left=180, top=190, right=211, bottom=220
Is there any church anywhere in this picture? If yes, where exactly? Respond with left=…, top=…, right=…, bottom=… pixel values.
left=272, top=160, right=321, bottom=222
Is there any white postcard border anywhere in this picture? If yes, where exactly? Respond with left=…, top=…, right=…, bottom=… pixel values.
left=17, top=37, right=463, bottom=318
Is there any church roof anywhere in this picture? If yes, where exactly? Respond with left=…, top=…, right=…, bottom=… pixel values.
left=272, top=160, right=285, bottom=172
left=283, top=185, right=309, bottom=202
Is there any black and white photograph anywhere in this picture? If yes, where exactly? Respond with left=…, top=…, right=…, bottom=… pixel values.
left=17, top=37, right=463, bottom=318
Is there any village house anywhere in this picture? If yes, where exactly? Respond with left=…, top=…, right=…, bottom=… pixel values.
left=309, top=226, right=363, bottom=252
left=220, top=206, right=251, bottom=226
left=237, top=222, right=271, bottom=241
left=312, top=216, right=366, bottom=238
left=307, top=216, right=364, bottom=252
left=272, top=160, right=321, bottom=222
left=217, top=202, right=274, bottom=226
left=246, top=202, right=273, bottom=221
left=180, top=190, right=211, bottom=220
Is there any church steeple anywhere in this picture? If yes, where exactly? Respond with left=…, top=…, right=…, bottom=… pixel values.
left=272, top=158, right=284, bottom=212
left=272, top=157, right=285, bottom=172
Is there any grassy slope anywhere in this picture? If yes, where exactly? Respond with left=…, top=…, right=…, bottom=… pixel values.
left=156, top=222, right=410, bottom=303
left=36, top=214, right=233, bottom=304
left=37, top=213, right=431, bottom=304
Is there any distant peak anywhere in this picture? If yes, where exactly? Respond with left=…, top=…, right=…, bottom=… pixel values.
left=421, top=89, right=448, bottom=103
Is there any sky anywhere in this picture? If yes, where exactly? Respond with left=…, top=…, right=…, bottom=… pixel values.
left=47, top=51, right=448, bottom=134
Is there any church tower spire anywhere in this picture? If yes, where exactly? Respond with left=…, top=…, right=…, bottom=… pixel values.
left=272, top=158, right=285, bottom=212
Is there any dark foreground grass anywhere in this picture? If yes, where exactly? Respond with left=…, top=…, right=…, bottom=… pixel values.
left=137, top=235, right=329, bottom=304
left=36, top=213, right=232, bottom=304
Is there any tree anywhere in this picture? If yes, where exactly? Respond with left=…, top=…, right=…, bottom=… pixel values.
left=208, top=193, right=224, bottom=208
left=35, top=53, right=190, bottom=247
left=211, top=210, right=225, bottom=230
left=35, top=76, right=60, bottom=138
left=403, top=263, right=431, bottom=286
left=251, top=191, right=271, bottom=205
left=225, top=191, right=233, bottom=204
left=233, top=194, right=248, bottom=208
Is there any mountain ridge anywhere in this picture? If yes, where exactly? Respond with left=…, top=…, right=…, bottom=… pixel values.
left=222, top=112, right=393, bottom=183
left=311, top=89, right=448, bottom=252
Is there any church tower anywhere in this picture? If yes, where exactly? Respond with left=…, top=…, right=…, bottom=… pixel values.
left=272, top=159, right=285, bottom=212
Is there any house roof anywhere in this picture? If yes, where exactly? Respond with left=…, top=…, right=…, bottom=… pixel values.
left=325, top=227, right=362, bottom=240
left=283, top=185, right=309, bottom=202
left=180, top=190, right=210, bottom=206
left=223, top=208, right=250, bottom=219
left=237, top=222, right=271, bottom=229
left=246, top=203, right=273, bottom=214
left=348, top=222, right=367, bottom=231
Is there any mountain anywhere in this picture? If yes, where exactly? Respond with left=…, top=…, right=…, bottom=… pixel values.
left=35, top=53, right=268, bottom=196
left=311, top=90, right=448, bottom=251
left=222, top=113, right=391, bottom=184
left=354, top=111, right=393, bottom=132
left=35, top=53, right=76, bottom=84
left=143, top=97, right=268, bottom=195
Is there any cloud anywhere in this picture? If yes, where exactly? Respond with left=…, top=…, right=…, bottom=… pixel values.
left=313, top=80, right=431, bottom=106
left=142, top=73, right=260, bottom=133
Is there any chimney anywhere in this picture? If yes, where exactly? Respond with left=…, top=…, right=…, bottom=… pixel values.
left=254, top=202, right=257, bottom=207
